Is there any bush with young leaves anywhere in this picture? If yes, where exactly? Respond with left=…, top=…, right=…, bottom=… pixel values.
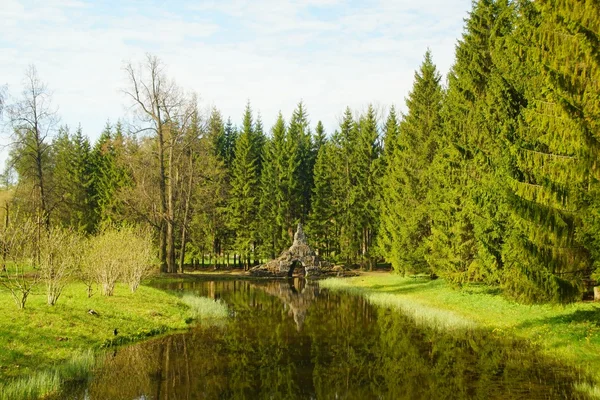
left=0, top=218, right=37, bottom=309
left=85, top=225, right=157, bottom=296
left=39, top=227, right=84, bottom=305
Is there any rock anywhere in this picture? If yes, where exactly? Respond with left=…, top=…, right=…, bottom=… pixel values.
left=251, top=223, right=325, bottom=278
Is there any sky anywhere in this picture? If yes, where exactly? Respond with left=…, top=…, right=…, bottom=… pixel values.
left=0, top=0, right=472, bottom=158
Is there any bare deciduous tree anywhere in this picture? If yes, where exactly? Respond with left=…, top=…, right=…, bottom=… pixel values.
left=123, top=54, right=196, bottom=273
left=6, top=66, right=58, bottom=264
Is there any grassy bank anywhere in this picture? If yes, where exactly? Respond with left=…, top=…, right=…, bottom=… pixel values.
left=321, top=274, right=600, bottom=383
left=0, top=280, right=228, bottom=399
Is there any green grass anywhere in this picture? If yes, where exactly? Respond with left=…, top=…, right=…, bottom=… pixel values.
left=0, top=349, right=95, bottom=400
left=321, top=274, right=600, bottom=387
left=0, top=279, right=229, bottom=398
left=181, top=294, right=229, bottom=322
left=0, top=282, right=190, bottom=380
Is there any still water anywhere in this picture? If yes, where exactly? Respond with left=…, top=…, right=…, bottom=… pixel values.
left=61, top=279, right=590, bottom=399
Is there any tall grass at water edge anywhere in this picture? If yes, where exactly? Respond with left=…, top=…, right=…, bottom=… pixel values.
left=0, top=350, right=95, bottom=400
left=181, top=294, right=229, bottom=322
left=319, top=278, right=475, bottom=330
left=320, top=275, right=600, bottom=399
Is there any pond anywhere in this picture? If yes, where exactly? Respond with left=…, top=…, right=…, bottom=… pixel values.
left=60, top=278, right=590, bottom=399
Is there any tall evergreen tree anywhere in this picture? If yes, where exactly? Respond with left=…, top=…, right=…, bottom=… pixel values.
left=257, top=114, right=289, bottom=257
left=229, top=106, right=261, bottom=268
left=334, top=108, right=360, bottom=263
left=353, top=105, right=382, bottom=268
left=308, top=140, right=337, bottom=257
left=207, top=107, right=226, bottom=160
left=287, top=102, right=313, bottom=223
left=222, top=117, right=238, bottom=169
left=52, top=124, right=95, bottom=232
left=378, top=107, right=400, bottom=259
left=498, top=0, right=599, bottom=302
left=382, top=51, right=443, bottom=274
left=428, top=0, right=514, bottom=283
left=90, top=122, right=129, bottom=228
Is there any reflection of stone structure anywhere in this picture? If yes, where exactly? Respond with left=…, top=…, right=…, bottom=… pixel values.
left=253, top=278, right=319, bottom=331
left=251, top=224, right=324, bottom=278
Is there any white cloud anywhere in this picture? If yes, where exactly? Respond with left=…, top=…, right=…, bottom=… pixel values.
left=0, top=0, right=472, bottom=158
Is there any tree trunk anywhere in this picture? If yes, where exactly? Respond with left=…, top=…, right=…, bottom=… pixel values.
left=179, top=153, right=194, bottom=274
left=166, top=133, right=176, bottom=273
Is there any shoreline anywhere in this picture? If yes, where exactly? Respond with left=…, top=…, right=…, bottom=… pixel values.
left=0, top=279, right=225, bottom=399
left=319, top=273, right=600, bottom=392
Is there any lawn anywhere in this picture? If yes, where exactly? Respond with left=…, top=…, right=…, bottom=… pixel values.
left=0, top=280, right=228, bottom=399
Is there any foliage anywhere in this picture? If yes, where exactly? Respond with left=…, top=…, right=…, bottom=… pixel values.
left=2, top=2, right=600, bottom=303
left=38, top=227, right=84, bottom=305
left=0, top=218, right=38, bottom=309
left=84, top=225, right=158, bottom=296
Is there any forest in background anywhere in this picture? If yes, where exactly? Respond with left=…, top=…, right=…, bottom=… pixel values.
left=0, top=0, right=598, bottom=304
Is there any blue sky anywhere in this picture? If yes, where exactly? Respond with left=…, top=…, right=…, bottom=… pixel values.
left=0, top=0, right=472, bottom=153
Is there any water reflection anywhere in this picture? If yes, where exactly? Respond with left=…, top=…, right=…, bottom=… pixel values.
left=60, top=279, right=591, bottom=399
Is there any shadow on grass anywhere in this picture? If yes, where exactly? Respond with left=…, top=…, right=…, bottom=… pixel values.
left=517, top=307, right=600, bottom=329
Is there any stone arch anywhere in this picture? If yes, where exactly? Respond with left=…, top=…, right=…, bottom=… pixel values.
left=251, top=224, right=324, bottom=278
left=288, top=260, right=305, bottom=277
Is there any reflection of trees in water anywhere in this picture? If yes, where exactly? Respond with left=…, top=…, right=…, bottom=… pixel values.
left=62, top=281, right=591, bottom=399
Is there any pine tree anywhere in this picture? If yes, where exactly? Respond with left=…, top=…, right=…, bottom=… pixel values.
left=229, top=106, right=261, bottom=268
left=499, top=0, right=600, bottom=302
left=428, top=0, right=514, bottom=283
left=90, top=122, right=129, bottom=229
left=353, top=105, right=382, bottom=268
left=308, top=140, right=336, bottom=257
left=382, top=51, right=443, bottom=274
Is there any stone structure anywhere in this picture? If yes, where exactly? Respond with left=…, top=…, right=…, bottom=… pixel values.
left=250, top=223, right=323, bottom=277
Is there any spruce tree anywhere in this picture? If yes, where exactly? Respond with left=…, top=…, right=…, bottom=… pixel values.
left=308, top=140, right=337, bottom=257
left=287, top=102, right=313, bottom=222
left=52, top=125, right=94, bottom=232
left=353, top=105, right=383, bottom=268
left=382, top=51, right=443, bottom=274
left=428, top=0, right=513, bottom=283
left=257, top=114, right=289, bottom=257
left=90, top=122, right=129, bottom=228
left=229, top=107, right=261, bottom=268
left=499, top=0, right=599, bottom=302
left=223, top=117, right=238, bottom=169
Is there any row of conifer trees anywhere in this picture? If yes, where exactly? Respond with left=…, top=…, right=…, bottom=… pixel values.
left=4, top=0, right=598, bottom=303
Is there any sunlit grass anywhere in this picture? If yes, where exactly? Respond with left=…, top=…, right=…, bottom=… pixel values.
left=320, top=278, right=475, bottom=330
left=575, top=382, right=600, bottom=399
left=0, top=350, right=95, bottom=400
left=0, top=282, right=191, bottom=381
left=181, top=294, right=229, bottom=322
left=321, top=274, right=600, bottom=384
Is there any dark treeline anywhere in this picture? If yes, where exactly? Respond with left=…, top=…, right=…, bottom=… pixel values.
left=2, top=0, right=599, bottom=303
